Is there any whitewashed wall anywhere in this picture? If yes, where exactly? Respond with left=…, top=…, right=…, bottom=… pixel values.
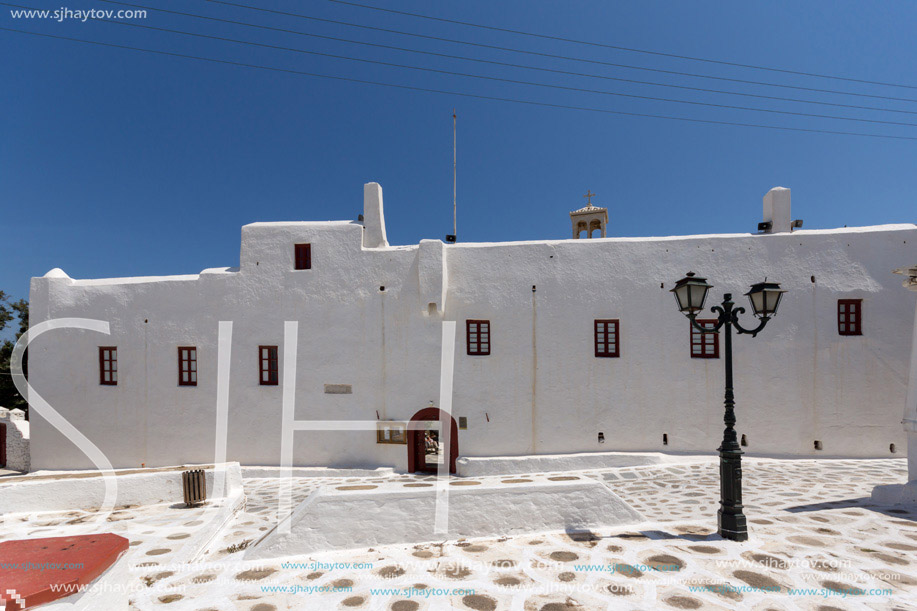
left=0, top=407, right=30, bottom=472
left=26, top=184, right=917, bottom=471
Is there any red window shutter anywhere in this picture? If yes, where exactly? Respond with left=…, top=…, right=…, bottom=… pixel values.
left=259, top=345, right=279, bottom=385
left=838, top=299, right=862, bottom=336
left=178, top=347, right=198, bottom=386
left=690, top=319, right=719, bottom=359
left=595, top=319, right=620, bottom=358
left=466, top=320, right=491, bottom=355
left=99, top=347, right=118, bottom=385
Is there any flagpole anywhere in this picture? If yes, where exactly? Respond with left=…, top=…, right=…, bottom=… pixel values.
left=453, top=108, right=457, bottom=239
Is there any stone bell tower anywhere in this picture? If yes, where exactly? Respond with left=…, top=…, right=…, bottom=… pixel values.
left=570, top=190, right=608, bottom=239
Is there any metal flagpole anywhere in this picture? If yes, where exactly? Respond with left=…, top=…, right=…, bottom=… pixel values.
left=453, top=108, right=457, bottom=239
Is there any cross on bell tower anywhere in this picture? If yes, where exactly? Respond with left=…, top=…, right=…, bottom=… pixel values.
left=570, top=190, right=608, bottom=239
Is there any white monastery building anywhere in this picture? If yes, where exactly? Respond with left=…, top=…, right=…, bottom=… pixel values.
left=26, top=184, right=917, bottom=473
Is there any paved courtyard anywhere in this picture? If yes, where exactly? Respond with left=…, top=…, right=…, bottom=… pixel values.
left=1, top=457, right=915, bottom=610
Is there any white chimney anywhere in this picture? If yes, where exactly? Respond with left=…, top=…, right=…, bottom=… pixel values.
left=762, top=187, right=792, bottom=234
left=362, top=182, right=389, bottom=248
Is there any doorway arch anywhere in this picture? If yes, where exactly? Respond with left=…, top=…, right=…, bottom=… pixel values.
left=408, top=408, right=458, bottom=474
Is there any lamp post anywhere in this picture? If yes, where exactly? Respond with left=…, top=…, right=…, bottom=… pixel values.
left=670, top=272, right=786, bottom=541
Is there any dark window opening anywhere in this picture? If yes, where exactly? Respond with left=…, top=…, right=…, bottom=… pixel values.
left=294, top=243, right=312, bottom=270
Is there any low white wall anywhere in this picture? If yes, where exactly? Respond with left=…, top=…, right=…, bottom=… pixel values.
left=246, top=477, right=643, bottom=560
left=872, top=481, right=917, bottom=505
left=0, top=408, right=30, bottom=473
left=241, top=466, right=394, bottom=479
left=0, top=462, right=242, bottom=515
left=456, top=451, right=665, bottom=476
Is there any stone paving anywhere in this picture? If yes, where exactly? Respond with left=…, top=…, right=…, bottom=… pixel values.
left=2, top=457, right=915, bottom=610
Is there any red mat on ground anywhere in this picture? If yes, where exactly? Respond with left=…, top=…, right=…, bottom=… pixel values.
left=0, top=533, right=128, bottom=610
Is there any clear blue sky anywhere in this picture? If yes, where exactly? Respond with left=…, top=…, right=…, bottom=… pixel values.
left=2, top=0, right=916, bottom=308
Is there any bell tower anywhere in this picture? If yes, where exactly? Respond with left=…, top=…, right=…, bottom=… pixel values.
left=570, top=190, right=608, bottom=239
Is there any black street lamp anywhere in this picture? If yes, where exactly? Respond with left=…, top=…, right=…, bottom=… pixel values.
left=670, top=272, right=786, bottom=541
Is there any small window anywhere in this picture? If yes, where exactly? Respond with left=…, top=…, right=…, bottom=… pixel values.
left=178, top=346, right=197, bottom=386
left=690, top=319, right=719, bottom=359
left=294, top=243, right=312, bottom=270
left=376, top=422, right=407, bottom=444
left=259, top=345, right=279, bottom=385
left=466, top=320, right=491, bottom=355
left=594, top=319, right=620, bottom=358
left=838, top=299, right=862, bottom=335
left=99, top=346, right=118, bottom=385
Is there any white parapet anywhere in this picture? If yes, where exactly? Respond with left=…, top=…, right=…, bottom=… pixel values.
left=240, top=466, right=394, bottom=479
left=0, top=462, right=243, bottom=515
left=245, top=475, right=643, bottom=560
left=0, top=408, right=30, bottom=472
left=456, top=451, right=665, bottom=476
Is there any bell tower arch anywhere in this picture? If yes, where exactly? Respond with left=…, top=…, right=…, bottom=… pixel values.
left=570, top=190, right=608, bottom=239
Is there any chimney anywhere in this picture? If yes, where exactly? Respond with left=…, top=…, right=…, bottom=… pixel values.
left=362, top=182, right=389, bottom=248
left=762, top=187, right=792, bottom=234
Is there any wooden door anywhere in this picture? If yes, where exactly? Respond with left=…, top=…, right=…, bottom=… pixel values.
left=407, top=408, right=458, bottom=474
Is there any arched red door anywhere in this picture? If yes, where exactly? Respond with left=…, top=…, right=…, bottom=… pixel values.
left=408, top=408, right=458, bottom=474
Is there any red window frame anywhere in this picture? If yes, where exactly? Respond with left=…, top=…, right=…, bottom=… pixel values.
left=466, top=320, right=491, bottom=356
left=838, top=299, right=862, bottom=336
left=594, top=319, right=620, bottom=358
left=99, top=346, right=118, bottom=385
left=259, top=345, right=279, bottom=385
left=690, top=319, right=719, bottom=359
left=294, top=243, right=312, bottom=270
left=178, top=346, right=198, bottom=387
